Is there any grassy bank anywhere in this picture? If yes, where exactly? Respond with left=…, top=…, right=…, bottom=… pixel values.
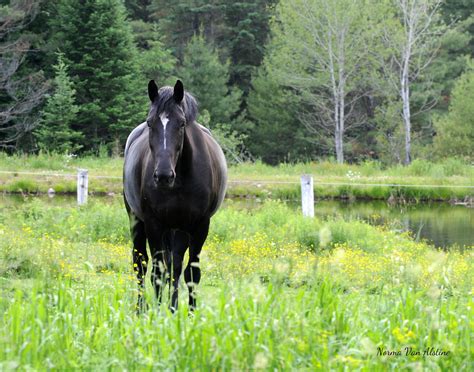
left=0, top=199, right=472, bottom=369
left=0, top=153, right=472, bottom=200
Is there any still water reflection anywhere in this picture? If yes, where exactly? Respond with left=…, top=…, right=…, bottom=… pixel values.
left=229, top=198, right=473, bottom=249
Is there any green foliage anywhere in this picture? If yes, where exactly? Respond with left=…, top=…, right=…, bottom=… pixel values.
left=149, top=0, right=275, bottom=95
left=49, top=0, right=146, bottom=153
left=124, top=0, right=153, bottom=21
left=222, top=0, right=277, bottom=94
left=248, top=62, right=310, bottom=164
left=373, top=99, right=405, bottom=164
left=2, top=0, right=473, bottom=164
left=251, top=0, right=383, bottom=163
left=150, top=0, right=223, bottom=59
left=35, top=54, right=83, bottom=153
left=433, top=63, right=474, bottom=161
left=128, top=18, right=177, bottom=82
left=198, top=110, right=247, bottom=164
left=440, top=0, right=474, bottom=55
left=178, top=34, right=242, bottom=127
left=137, top=39, right=176, bottom=82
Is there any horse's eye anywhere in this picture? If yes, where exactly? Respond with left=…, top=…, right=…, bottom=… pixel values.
left=146, top=121, right=151, bottom=128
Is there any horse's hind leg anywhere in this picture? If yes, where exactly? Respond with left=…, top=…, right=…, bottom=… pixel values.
left=185, top=218, right=210, bottom=311
left=129, top=213, right=148, bottom=313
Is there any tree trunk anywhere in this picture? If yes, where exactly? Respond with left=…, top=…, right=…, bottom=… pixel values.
left=335, top=87, right=345, bottom=164
left=401, top=48, right=412, bottom=165
left=335, top=128, right=344, bottom=164
left=402, top=85, right=411, bottom=165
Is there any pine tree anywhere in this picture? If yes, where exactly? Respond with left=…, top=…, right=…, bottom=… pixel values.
left=433, top=63, right=474, bottom=161
left=150, top=0, right=225, bottom=59
left=177, top=34, right=241, bottom=127
left=248, top=62, right=310, bottom=164
left=49, top=0, right=146, bottom=153
left=35, top=53, right=83, bottom=153
left=149, top=0, right=275, bottom=101
left=134, top=20, right=176, bottom=83
left=224, top=0, right=277, bottom=95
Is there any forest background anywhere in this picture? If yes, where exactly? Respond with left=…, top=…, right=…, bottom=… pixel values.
left=1, top=0, right=472, bottom=165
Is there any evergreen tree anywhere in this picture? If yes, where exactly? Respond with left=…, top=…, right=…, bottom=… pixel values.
left=150, top=0, right=225, bottom=59
left=433, top=63, right=474, bottom=161
left=248, top=64, right=310, bottom=164
left=177, top=34, right=241, bottom=127
left=150, top=0, right=275, bottom=102
left=123, top=2, right=176, bottom=84
left=133, top=21, right=176, bottom=83
left=49, top=0, right=146, bottom=153
left=35, top=53, right=83, bottom=153
left=137, top=39, right=176, bottom=82
left=441, top=0, right=473, bottom=56
left=124, top=0, right=153, bottom=22
left=224, top=0, right=277, bottom=95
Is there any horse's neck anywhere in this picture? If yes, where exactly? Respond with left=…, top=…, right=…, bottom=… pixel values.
left=176, top=123, right=197, bottom=176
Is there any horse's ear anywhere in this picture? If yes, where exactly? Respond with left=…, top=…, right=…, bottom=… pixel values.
left=148, top=80, right=159, bottom=102
left=173, top=80, right=184, bottom=103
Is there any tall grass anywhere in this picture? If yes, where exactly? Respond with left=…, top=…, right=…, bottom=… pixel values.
left=229, top=158, right=473, bottom=179
left=2, top=275, right=471, bottom=370
left=0, top=198, right=472, bottom=369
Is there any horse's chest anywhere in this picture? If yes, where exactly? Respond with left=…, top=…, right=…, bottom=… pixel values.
left=147, top=192, right=208, bottom=228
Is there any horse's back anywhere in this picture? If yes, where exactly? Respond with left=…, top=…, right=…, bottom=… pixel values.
left=125, top=122, right=147, bottom=158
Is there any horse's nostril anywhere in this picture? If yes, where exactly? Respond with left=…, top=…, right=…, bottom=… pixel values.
left=155, top=170, right=175, bottom=186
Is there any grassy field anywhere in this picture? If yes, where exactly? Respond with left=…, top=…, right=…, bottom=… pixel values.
left=0, top=153, right=472, bottom=201
left=0, top=198, right=472, bottom=370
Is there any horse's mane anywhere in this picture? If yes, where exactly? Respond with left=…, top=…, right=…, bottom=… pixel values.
left=156, top=86, right=198, bottom=124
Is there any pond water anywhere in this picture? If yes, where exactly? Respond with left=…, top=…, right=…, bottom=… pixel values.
left=315, top=200, right=472, bottom=249
left=1, top=194, right=472, bottom=250
left=228, top=198, right=473, bottom=250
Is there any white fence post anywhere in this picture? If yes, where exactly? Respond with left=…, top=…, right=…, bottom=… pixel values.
left=301, top=174, right=314, bottom=217
left=77, top=169, right=88, bottom=205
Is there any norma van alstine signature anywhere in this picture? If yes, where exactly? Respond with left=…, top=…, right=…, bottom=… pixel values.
left=377, top=347, right=451, bottom=357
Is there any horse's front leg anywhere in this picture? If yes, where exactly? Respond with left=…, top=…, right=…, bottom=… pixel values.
left=170, top=230, right=189, bottom=312
left=146, top=223, right=167, bottom=306
left=185, top=218, right=210, bottom=311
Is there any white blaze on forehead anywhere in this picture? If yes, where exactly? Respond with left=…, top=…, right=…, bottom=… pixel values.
left=160, top=113, right=169, bottom=149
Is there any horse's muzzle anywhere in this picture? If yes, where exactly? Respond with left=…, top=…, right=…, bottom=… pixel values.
left=154, top=169, right=176, bottom=188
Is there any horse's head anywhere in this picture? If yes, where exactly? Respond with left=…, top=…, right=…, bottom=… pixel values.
left=146, top=79, right=196, bottom=188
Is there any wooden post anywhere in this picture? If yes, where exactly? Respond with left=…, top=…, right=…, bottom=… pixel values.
left=301, top=174, right=314, bottom=217
left=77, top=169, right=88, bottom=205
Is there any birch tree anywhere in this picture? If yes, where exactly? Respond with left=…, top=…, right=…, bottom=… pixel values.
left=380, top=0, right=443, bottom=164
left=267, top=0, right=381, bottom=163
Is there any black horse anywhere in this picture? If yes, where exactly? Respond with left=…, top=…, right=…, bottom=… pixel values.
left=123, top=80, right=227, bottom=312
